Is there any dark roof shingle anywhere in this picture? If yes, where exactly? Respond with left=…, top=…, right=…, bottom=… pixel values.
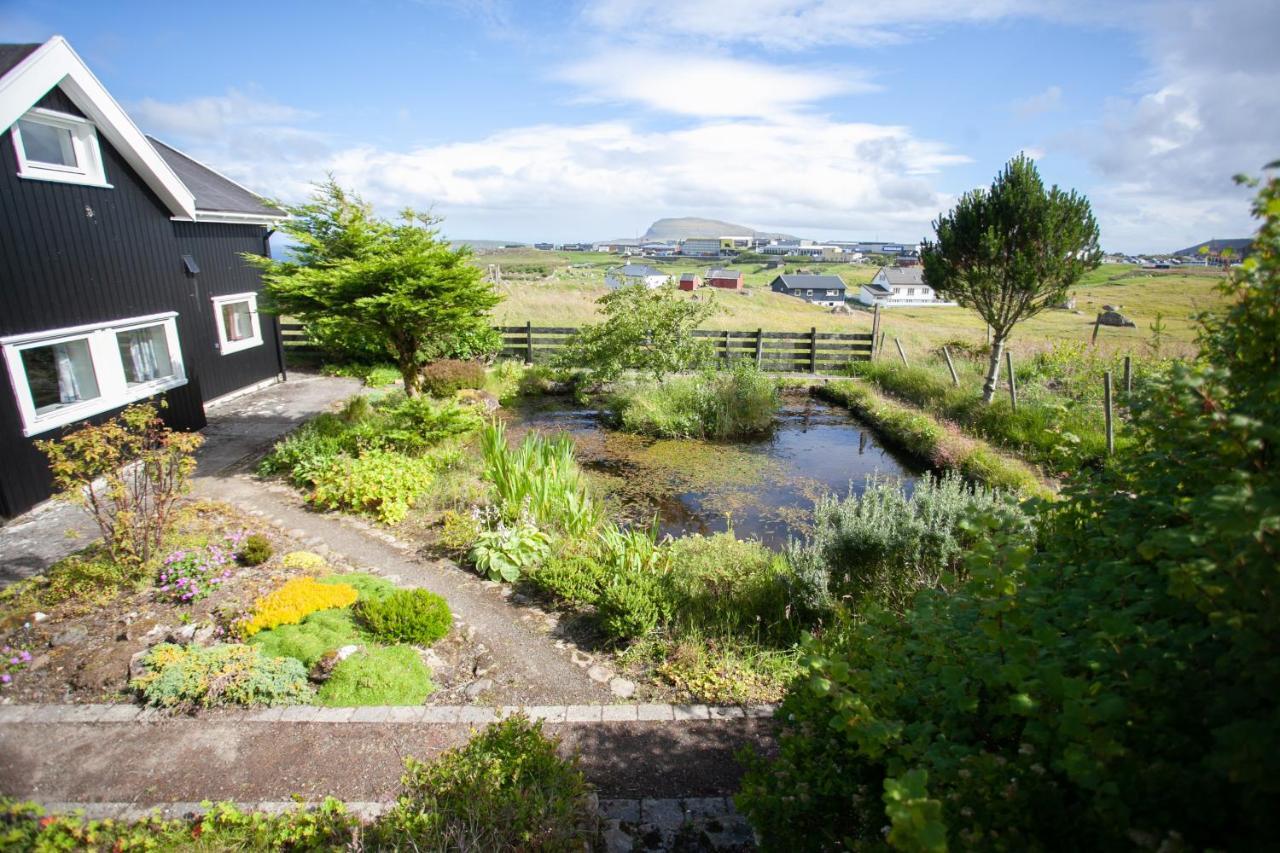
left=148, top=137, right=284, bottom=218
left=773, top=274, right=846, bottom=290
left=0, top=43, right=39, bottom=78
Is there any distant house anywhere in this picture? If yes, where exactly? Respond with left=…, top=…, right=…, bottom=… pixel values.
left=769, top=274, right=846, bottom=308
left=856, top=266, right=953, bottom=307
left=706, top=269, right=744, bottom=290
left=605, top=264, right=670, bottom=290
left=533, top=242, right=555, bottom=250
left=678, top=272, right=701, bottom=291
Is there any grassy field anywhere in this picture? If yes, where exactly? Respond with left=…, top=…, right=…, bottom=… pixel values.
left=476, top=249, right=1229, bottom=356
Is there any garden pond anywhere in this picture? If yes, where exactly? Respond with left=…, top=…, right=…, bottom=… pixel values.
left=504, top=391, right=925, bottom=548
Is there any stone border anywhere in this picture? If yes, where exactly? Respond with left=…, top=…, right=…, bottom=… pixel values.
left=0, top=702, right=777, bottom=725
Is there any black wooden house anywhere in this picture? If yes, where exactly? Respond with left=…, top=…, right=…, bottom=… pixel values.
left=0, top=37, right=287, bottom=517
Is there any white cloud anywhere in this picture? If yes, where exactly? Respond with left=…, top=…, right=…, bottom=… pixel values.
left=1012, top=86, right=1062, bottom=118
left=556, top=51, right=874, bottom=117
left=144, top=95, right=968, bottom=241
left=132, top=90, right=316, bottom=141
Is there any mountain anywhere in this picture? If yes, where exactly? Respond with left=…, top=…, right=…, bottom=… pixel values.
left=640, top=217, right=798, bottom=242
left=1171, top=237, right=1253, bottom=256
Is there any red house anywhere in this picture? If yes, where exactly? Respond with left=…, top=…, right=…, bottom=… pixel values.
left=707, top=269, right=744, bottom=290
left=678, top=272, right=702, bottom=291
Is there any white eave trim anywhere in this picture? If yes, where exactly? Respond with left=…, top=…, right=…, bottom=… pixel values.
left=181, top=210, right=288, bottom=226
left=0, top=36, right=197, bottom=219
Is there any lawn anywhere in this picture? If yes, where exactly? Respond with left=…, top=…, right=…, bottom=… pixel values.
left=478, top=249, right=1228, bottom=355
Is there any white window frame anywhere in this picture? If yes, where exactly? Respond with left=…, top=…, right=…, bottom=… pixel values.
left=2, top=312, right=186, bottom=436
left=11, top=107, right=110, bottom=188
left=211, top=292, right=263, bottom=355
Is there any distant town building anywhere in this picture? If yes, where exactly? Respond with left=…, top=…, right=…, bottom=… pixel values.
left=533, top=242, right=555, bottom=250
left=720, top=236, right=752, bottom=252
left=678, top=272, right=702, bottom=291
left=605, top=264, right=670, bottom=290
left=558, top=242, right=593, bottom=252
left=706, top=269, right=744, bottom=290
left=769, top=274, right=847, bottom=307
left=681, top=237, right=722, bottom=257
left=856, top=266, right=953, bottom=307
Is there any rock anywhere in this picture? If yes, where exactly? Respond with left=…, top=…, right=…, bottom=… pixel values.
left=610, top=677, right=636, bottom=699
left=32, top=612, right=49, bottom=623
left=141, top=624, right=171, bottom=645
left=603, top=821, right=634, bottom=853
left=463, top=678, right=493, bottom=699
left=1097, top=310, right=1137, bottom=328
left=335, top=644, right=360, bottom=661
left=50, top=626, right=88, bottom=647
left=73, top=643, right=138, bottom=692
left=192, top=625, right=218, bottom=646
left=456, top=389, right=501, bottom=413
left=587, top=664, right=612, bottom=684
left=1055, top=297, right=1077, bottom=310
left=168, top=624, right=197, bottom=644
left=128, top=649, right=151, bottom=681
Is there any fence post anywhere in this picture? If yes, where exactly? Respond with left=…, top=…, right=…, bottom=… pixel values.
left=724, top=330, right=732, bottom=365
left=755, top=328, right=763, bottom=368
left=525, top=321, right=534, bottom=364
left=942, top=346, right=960, bottom=387
left=871, top=305, right=881, bottom=357
left=1091, top=314, right=1103, bottom=346
left=1123, top=354, right=1132, bottom=398
left=1104, top=370, right=1115, bottom=455
left=810, top=326, right=818, bottom=374
left=877, top=330, right=886, bottom=358
left=894, top=337, right=909, bottom=367
left=1006, top=350, right=1017, bottom=412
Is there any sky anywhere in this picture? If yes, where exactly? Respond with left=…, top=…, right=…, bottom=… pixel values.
left=3, top=0, right=1277, bottom=253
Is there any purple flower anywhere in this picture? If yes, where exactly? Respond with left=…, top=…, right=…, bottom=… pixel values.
left=0, top=674, right=10, bottom=684
left=8, top=657, right=18, bottom=665
left=19, top=652, right=31, bottom=662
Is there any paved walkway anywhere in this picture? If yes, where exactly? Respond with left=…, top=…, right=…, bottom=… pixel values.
left=0, top=374, right=361, bottom=584
left=0, top=704, right=775, bottom=802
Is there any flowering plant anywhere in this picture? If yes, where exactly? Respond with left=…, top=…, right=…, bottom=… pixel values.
left=1, top=644, right=33, bottom=688
left=157, top=543, right=235, bottom=604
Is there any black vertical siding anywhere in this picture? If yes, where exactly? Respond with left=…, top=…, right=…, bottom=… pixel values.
left=0, top=84, right=280, bottom=517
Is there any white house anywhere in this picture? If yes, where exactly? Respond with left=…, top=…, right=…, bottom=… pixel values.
left=857, top=266, right=953, bottom=307
left=604, top=263, right=669, bottom=290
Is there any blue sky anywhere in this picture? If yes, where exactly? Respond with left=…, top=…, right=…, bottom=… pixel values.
left=4, top=0, right=1276, bottom=252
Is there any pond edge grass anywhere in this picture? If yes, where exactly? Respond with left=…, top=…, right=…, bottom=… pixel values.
left=811, top=379, right=1053, bottom=499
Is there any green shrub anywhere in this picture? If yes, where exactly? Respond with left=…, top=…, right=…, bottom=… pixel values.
left=281, top=550, right=329, bottom=572
left=132, top=643, right=313, bottom=709
left=528, top=552, right=608, bottom=606
left=609, top=363, right=780, bottom=439
left=354, top=588, right=452, bottom=645
left=319, top=572, right=397, bottom=602
left=597, top=572, right=669, bottom=641
left=664, top=534, right=796, bottom=642
left=316, top=644, right=434, bottom=706
left=307, top=449, right=434, bottom=524
left=420, top=359, right=487, bottom=396
left=369, top=716, right=593, bottom=851
left=736, top=171, right=1280, bottom=853
left=0, top=797, right=359, bottom=850
left=236, top=533, right=273, bottom=566
left=248, top=608, right=365, bottom=668
left=438, top=508, right=482, bottom=552
left=323, top=361, right=402, bottom=387
left=785, top=472, right=1030, bottom=614
left=469, top=519, right=552, bottom=583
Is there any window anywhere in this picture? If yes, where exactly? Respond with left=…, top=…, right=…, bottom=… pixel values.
left=211, top=293, right=263, bottom=355
left=908, top=288, right=916, bottom=296
left=2, top=313, right=185, bottom=436
left=11, top=108, right=108, bottom=187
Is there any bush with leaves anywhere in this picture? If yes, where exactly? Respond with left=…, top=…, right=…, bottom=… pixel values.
left=354, top=588, right=452, bottom=645
left=236, top=533, right=273, bottom=566
left=469, top=516, right=552, bottom=583
left=307, top=449, right=435, bottom=524
left=555, top=284, right=716, bottom=382
left=316, top=644, right=435, bottom=706
left=240, top=577, right=358, bottom=637
left=608, top=363, right=780, bottom=439
left=738, top=169, right=1280, bottom=850
left=36, top=403, right=202, bottom=569
left=420, top=359, right=487, bottom=397
left=369, top=715, right=593, bottom=850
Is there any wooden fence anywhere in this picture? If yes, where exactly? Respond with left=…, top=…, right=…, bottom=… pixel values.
left=280, top=322, right=876, bottom=373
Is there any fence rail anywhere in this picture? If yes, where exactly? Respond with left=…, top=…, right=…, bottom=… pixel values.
left=280, top=322, right=875, bottom=373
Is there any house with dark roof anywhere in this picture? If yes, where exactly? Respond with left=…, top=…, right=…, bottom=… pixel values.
left=0, top=36, right=286, bottom=517
left=678, top=272, right=701, bottom=291
left=769, top=274, right=846, bottom=307
left=856, top=266, right=953, bottom=307
left=604, top=263, right=670, bottom=290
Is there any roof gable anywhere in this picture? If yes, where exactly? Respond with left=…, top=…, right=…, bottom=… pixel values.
left=878, top=266, right=925, bottom=285
left=774, top=274, right=846, bottom=290
left=708, top=269, right=742, bottom=279
left=0, top=37, right=282, bottom=225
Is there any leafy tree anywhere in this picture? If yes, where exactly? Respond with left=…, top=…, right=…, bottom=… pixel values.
left=556, top=285, right=716, bottom=382
left=922, top=155, right=1102, bottom=403
left=739, top=166, right=1280, bottom=850
left=250, top=180, right=501, bottom=394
